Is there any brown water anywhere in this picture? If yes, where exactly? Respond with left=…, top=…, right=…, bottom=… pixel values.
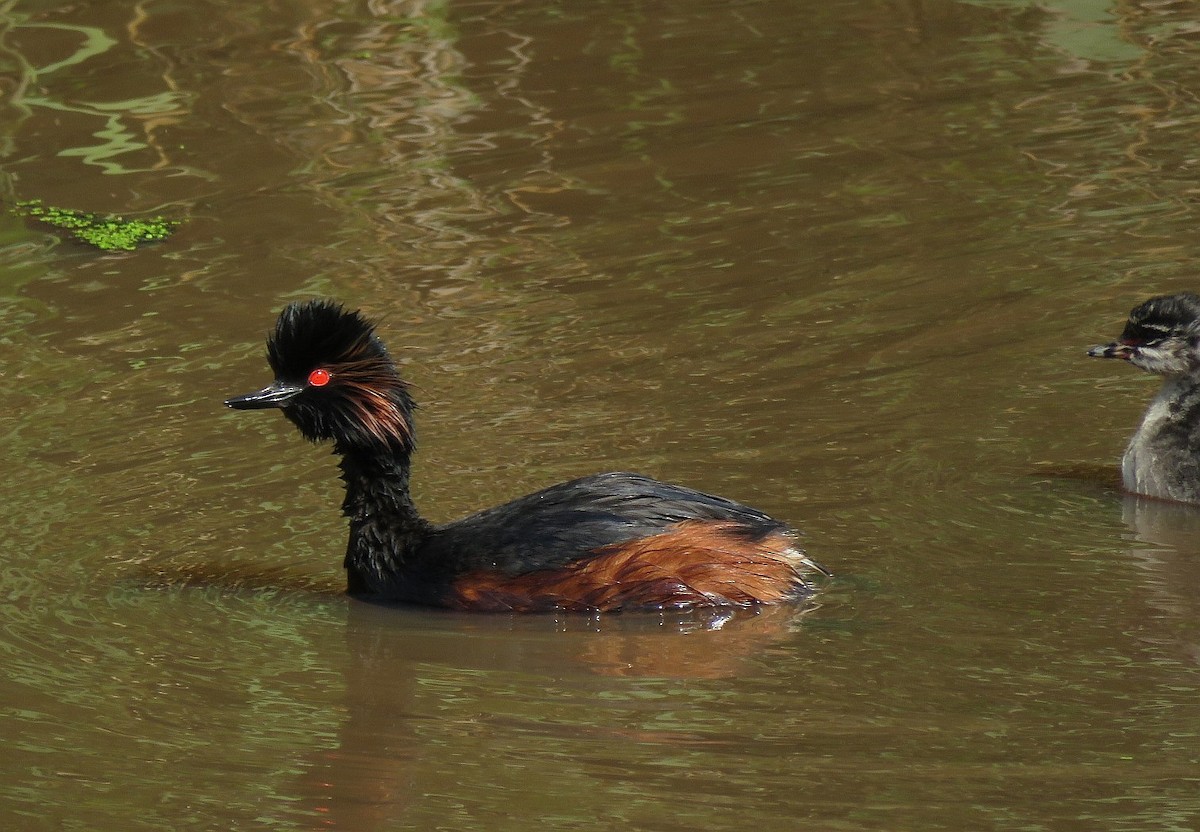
left=2, top=0, right=1199, bottom=828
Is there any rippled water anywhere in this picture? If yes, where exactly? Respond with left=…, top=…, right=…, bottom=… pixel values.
left=2, top=0, right=1200, bottom=829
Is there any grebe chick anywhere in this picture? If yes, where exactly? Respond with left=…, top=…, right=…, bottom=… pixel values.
left=1089, top=292, right=1200, bottom=503
left=225, top=300, right=828, bottom=612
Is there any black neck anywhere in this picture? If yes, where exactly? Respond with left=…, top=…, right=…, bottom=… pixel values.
left=337, top=446, right=433, bottom=596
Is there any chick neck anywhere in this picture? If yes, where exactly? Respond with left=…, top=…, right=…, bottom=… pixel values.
left=1124, top=368, right=1200, bottom=503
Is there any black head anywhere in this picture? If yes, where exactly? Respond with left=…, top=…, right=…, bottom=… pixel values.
left=225, top=300, right=416, bottom=453
left=1088, top=293, right=1200, bottom=376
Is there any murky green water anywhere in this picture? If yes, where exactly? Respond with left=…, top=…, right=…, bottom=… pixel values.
left=2, top=0, right=1200, bottom=828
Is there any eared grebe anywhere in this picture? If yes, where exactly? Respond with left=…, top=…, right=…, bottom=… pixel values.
left=1089, top=292, right=1200, bottom=504
left=225, top=300, right=828, bottom=612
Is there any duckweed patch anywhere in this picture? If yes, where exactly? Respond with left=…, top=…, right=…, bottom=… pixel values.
left=14, top=200, right=180, bottom=251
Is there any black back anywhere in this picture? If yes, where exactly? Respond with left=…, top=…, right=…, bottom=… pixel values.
left=419, top=471, right=790, bottom=576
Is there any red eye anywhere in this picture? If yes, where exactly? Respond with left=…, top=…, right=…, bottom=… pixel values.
left=308, top=368, right=331, bottom=387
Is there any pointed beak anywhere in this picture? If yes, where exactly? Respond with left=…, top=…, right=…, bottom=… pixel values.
left=1087, top=341, right=1135, bottom=360
left=224, top=380, right=305, bottom=410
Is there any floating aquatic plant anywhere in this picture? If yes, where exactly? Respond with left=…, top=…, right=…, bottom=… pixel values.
left=14, top=200, right=180, bottom=251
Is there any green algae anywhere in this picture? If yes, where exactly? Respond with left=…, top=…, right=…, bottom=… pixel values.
left=14, top=200, right=179, bottom=251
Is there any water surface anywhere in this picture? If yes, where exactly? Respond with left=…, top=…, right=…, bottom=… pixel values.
left=2, top=0, right=1200, bottom=829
